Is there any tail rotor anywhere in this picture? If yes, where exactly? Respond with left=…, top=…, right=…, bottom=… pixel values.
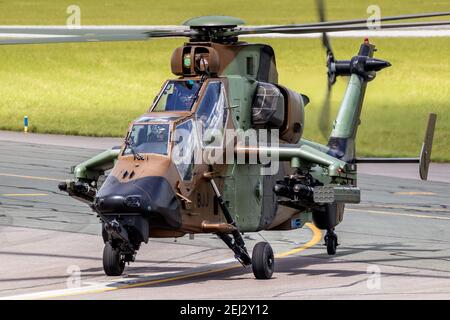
left=317, top=0, right=337, bottom=139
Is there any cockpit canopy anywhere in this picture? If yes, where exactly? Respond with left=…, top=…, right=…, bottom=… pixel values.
left=152, top=80, right=201, bottom=112
left=123, top=123, right=170, bottom=156
left=124, top=79, right=228, bottom=165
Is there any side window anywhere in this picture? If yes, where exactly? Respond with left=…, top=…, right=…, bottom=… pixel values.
left=196, top=81, right=227, bottom=147
left=173, top=120, right=196, bottom=181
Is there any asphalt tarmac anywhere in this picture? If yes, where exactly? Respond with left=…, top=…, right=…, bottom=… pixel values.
left=0, top=131, right=449, bottom=300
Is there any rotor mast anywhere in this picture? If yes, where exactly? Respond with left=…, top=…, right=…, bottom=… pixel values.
left=182, top=15, right=245, bottom=43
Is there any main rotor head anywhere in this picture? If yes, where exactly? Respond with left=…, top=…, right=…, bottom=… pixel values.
left=183, top=16, right=245, bottom=43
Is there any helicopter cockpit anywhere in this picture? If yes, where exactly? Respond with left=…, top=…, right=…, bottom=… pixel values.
left=123, top=123, right=170, bottom=156
left=122, top=79, right=227, bottom=161
left=152, top=80, right=201, bottom=112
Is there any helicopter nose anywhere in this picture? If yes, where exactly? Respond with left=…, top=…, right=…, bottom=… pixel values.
left=93, top=176, right=181, bottom=228
left=93, top=194, right=146, bottom=212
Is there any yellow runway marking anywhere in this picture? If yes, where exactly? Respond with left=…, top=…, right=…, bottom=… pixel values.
left=276, top=223, right=323, bottom=258
left=0, top=193, right=48, bottom=197
left=0, top=173, right=62, bottom=182
left=347, top=208, right=450, bottom=221
left=122, top=223, right=323, bottom=290
left=394, top=191, right=436, bottom=196
left=5, top=223, right=322, bottom=300
left=121, top=265, right=240, bottom=290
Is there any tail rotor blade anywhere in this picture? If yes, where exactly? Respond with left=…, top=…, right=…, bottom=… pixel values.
left=317, top=0, right=334, bottom=139
left=317, top=0, right=333, bottom=56
left=319, top=82, right=332, bottom=138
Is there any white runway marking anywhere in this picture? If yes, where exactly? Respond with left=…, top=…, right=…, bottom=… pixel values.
left=0, top=260, right=235, bottom=300
left=0, top=223, right=322, bottom=300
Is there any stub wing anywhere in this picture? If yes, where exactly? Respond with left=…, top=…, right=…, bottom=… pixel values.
left=58, top=147, right=121, bottom=203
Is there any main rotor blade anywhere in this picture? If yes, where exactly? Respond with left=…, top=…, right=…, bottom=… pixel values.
left=230, top=20, right=450, bottom=36
left=0, top=26, right=189, bottom=35
left=246, top=10, right=450, bottom=31
left=0, top=26, right=194, bottom=45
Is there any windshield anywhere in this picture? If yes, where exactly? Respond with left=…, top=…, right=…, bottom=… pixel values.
left=153, top=80, right=201, bottom=112
left=123, top=123, right=170, bottom=156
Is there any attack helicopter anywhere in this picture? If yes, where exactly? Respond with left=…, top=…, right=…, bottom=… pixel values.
left=0, top=2, right=444, bottom=279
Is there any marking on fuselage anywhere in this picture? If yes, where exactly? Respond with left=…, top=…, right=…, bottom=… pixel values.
left=0, top=223, right=322, bottom=300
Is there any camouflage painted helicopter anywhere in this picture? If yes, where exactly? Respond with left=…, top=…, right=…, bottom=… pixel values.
left=1, top=3, right=444, bottom=279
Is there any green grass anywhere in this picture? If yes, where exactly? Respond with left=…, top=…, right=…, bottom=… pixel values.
left=0, top=1, right=449, bottom=161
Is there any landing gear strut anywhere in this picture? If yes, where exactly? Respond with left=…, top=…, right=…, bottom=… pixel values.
left=97, top=214, right=137, bottom=276
left=209, top=178, right=274, bottom=279
left=324, top=229, right=338, bottom=255
left=102, top=238, right=136, bottom=276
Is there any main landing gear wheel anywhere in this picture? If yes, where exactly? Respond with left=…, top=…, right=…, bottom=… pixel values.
left=252, top=241, right=274, bottom=280
left=325, top=231, right=338, bottom=255
left=103, top=243, right=125, bottom=276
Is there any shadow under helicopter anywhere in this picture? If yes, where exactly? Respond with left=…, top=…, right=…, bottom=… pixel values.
left=0, top=240, right=448, bottom=297
left=98, top=240, right=450, bottom=290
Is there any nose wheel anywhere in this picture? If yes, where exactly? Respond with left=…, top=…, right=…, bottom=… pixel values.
left=252, top=242, right=274, bottom=279
left=103, top=243, right=126, bottom=276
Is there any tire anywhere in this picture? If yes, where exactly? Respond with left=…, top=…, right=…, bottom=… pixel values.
left=252, top=242, right=274, bottom=280
left=103, top=243, right=125, bottom=276
left=326, top=235, right=337, bottom=255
